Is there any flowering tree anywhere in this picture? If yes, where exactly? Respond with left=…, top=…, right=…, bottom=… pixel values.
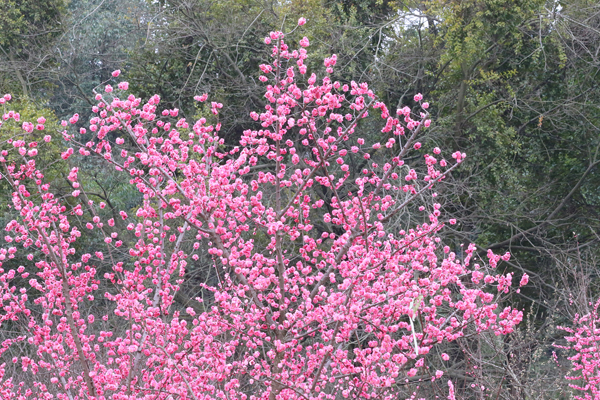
left=0, top=22, right=524, bottom=400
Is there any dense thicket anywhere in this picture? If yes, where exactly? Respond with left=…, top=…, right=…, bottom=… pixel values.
left=0, top=0, right=599, bottom=398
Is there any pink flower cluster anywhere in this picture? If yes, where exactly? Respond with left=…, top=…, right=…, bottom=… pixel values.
left=558, top=298, right=600, bottom=399
left=0, top=28, right=524, bottom=400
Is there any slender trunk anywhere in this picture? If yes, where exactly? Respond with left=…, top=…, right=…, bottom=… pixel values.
left=8, top=51, right=28, bottom=97
left=455, top=68, right=467, bottom=133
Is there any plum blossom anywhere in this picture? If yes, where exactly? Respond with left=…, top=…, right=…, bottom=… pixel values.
left=0, top=27, right=522, bottom=400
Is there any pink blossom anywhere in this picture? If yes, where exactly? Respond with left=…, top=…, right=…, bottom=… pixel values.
left=559, top=298, right=600, bottom=398
left=194, top=93, right=208, bottom=102
left=0, top=32, right=522, bottom=400
left=298, top=17, right=306, bottom=26
left=61, top=148, right=73, bottom=160
left=448, top=381, right=456, bottom=400
left=22, top=122, right=34, bottom=133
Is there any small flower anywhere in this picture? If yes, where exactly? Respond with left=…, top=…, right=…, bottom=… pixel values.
left=112, top=70, right=121, bottom=77
left=298, top=17, right=306, bottom=26
left=194, top=93, right=208, bottom=102
left=520, top=273, right=529, bottom=287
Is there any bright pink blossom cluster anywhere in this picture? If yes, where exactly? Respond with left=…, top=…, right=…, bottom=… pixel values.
left=557, top=299, right=600, bottom=399
left=0, top=26, right=524, bottom=400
